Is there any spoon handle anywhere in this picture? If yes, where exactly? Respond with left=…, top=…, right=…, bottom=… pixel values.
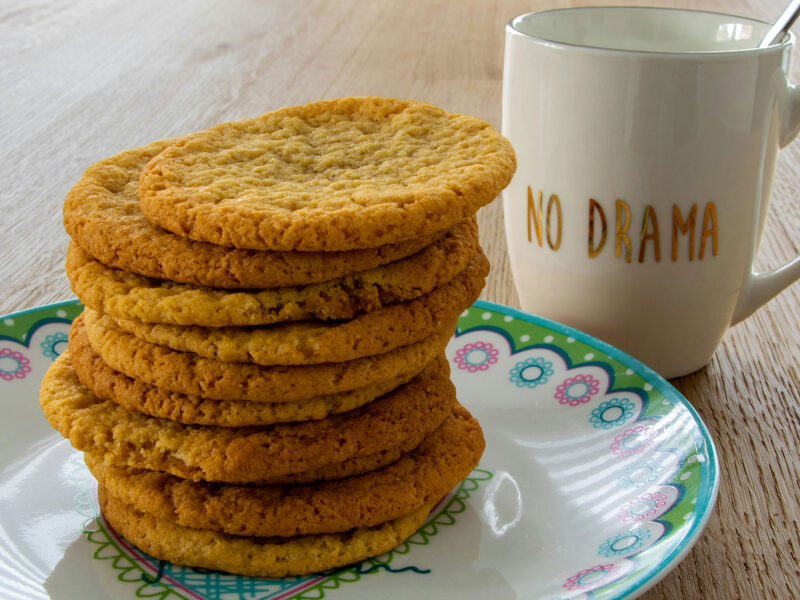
left=759, top=0, right=800, bottom=48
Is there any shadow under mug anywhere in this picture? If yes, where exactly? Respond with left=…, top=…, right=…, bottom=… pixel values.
left=502, top=7, right=800, bottom=378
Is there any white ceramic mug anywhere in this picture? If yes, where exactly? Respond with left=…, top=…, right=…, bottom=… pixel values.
left=502, top=7, right=800, bottom=378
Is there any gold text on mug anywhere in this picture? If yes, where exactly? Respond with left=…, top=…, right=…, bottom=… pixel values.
left=526, top=186, right=717, bottom=264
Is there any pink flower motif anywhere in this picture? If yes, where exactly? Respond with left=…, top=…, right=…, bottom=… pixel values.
left=453, top=341, right=499, bottom=373
left=617, top=491, right=670, bottom=522
left=554, top=374, right=600, bottom=406
left=563, top=563, right=619, bottom=591
left=610, top=425, right=653, bottom=457
left=0, top=347, right=31, bottom=381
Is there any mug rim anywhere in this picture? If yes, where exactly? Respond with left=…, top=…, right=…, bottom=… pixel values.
left=508, top=6, right=795, bottom=57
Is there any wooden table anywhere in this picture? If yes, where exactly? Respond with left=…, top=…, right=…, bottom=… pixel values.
left=2, top=1, right=798, bottom=598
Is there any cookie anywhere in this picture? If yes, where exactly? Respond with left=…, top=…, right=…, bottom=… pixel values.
left=80, top=311, right=451, bottom=402
left=262, top=433, right=426, bottom=485
left=66, top=221, right=480, bottom=327
left=138, top=97, right=515, bottom=252
left=39, top=352, right=454, bottom=483
left=99, top=485, right=433, bottom=578
left=63, top=139, right=444, bottom=289
left=106, top=251, right=486, bottom=365
left=68, top=322, right=427, bottom=426
left=86, top=403, right=483, bottom=536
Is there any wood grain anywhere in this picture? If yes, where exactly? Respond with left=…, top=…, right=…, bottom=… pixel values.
left=1, top=1, right=799, bottom=598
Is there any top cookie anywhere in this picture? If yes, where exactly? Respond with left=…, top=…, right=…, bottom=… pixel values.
left=138, top=97, right=515, bottom=251
left=63, top=140, right=442, bottom=289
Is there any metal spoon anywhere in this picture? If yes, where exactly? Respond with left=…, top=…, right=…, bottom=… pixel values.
left=759, top=0, right=800, bottom=48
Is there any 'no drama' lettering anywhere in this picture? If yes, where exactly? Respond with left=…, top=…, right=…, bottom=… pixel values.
left=526, top=187, right=718, bottom=263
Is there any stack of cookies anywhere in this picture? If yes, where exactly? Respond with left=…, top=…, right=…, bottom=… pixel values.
left=39, top=97, right=515, bottom=577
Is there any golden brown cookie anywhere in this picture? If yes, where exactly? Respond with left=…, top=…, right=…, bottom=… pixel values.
left=264, top=434, right=427, bottom=485
left=86, top=403, right=483, bottom=536
left=63, top=139, right=444, bottom=289
left=66, top=221, right=480, bottom=327
left=138, top=97, right=515, bottom=252
left=80, top=311, right=451, bottom=402
left=39, top=352, right=454, bottom=483
left=68, top=322, right=428, bottom=426
left=99, top=485, right=433, bottom=578
left=106, top=252, right=486, bottom=365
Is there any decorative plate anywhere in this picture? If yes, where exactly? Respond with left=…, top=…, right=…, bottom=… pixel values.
left=0, top=299, right=718, bottom=600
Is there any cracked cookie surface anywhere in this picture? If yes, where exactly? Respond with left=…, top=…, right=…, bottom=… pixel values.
left=40, top=352, right=453, bottom=483
left=63, top=139, right=443, bottom=289
left=68, top=322, right=429, bottom=426
left=138, top=97, right=515, bottom=252
left=80, top=312, right=452, bottom=402
left=67, top=220, right=480, bottom=327
left=86, top=403, right=483, bottom=536
left=99, top=485, right=434, bottom=578
left=105, top=251, right=486, bottom=365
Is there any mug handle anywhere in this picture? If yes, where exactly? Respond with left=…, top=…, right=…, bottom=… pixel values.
left=731, top=83, right=800, bottom=324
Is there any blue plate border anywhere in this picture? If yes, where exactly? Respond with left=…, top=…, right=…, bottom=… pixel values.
left=470, top=298, right=719, bottom=600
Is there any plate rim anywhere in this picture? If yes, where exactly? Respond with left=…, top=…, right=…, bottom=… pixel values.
left=0, top=298, right=81, bottom=321
left=468, top=298, right=720, bottom=600
left=1, top=298, right=720, bottom=600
